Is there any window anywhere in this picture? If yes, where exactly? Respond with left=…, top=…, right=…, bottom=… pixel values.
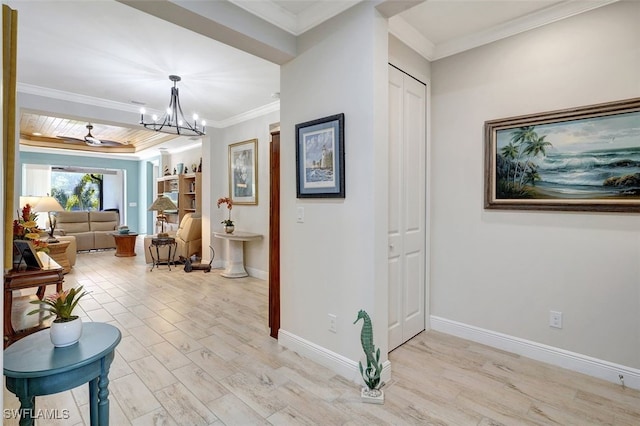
left=51, top=171, right=103, bottom=211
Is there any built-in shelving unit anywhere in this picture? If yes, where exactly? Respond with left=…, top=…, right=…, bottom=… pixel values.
left=155, top=173, right=201, bottom=229
left=179, top=172, right=202, bottom=222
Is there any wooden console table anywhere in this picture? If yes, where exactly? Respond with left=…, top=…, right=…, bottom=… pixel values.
left=213, top=231, right=262, bottom=278
left=4, top=253, right=64, bottom=348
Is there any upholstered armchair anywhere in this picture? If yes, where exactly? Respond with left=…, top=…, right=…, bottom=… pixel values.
left=144, top=213, right=202, bottom=263
left=175, top=213, right=202, bottom=259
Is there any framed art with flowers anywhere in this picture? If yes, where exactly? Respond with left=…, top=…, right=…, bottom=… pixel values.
left=229, top=139, right=258, bottom=205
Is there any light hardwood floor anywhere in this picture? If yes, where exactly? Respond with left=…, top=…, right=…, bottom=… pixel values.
left=4, top=238, right=640, bottom=425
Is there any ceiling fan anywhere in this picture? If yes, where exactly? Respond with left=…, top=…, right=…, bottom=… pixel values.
left=57, top=123, right=128, bottom=147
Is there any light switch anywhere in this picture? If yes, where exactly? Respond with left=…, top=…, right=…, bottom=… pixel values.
left=297, top=207, right=304, bottom=223
left=129, top=202, right=137, bottom=207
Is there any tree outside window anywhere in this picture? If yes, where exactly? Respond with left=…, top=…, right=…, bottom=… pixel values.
left=51, top=172, right=103, bottom=211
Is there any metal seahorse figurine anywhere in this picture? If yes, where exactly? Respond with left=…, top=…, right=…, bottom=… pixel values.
left=354, top=309, right=383, bottom=391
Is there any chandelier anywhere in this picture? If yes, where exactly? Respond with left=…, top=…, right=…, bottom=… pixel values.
left=139, top=75, right=206, bottom=136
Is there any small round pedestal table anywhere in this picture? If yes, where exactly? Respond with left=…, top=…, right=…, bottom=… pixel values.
left=3, top=322, right=121, bottom=426
left=213, top=231, right=262, bottom=278
left=111, top=232, right=138, bottom=257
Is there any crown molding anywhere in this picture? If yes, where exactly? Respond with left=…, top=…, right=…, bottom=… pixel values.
left=229, top=0, right=360, bottom=35
left=18, top=83, right=280, bottom=129
left=229, top=0, right=298, bottom=34
left=296, top=0, right=361, bottom=35
left=388, top=15, right=435, bottom=61
left=217, top=100, right=280, bottom=128
left=390, top=0, right=619, bottom=62
left=434, top=0, right=619, bottom=60
left=18, top=83, right=141, bottom=114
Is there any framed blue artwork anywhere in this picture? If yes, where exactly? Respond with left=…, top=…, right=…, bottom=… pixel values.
left=296, top=113, right=345, bottom=198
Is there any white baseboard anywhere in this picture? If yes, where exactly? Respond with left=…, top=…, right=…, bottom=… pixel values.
left=278, top=329, right=392, bottom=386
left=246, top=266, right=267, bottom=281
left=431, top=315, right=640, bottom=391
left=211, top=262, right=267, bottom=280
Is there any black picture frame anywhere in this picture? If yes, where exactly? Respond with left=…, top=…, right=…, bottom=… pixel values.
left=13, top=240, right=43, bottom=270
left=296, top=113, right=345, bottom=198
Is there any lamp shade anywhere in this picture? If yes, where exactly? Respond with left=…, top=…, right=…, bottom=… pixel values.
left=148, top=194, right=177, bottom=212
left=32, top=196, right=64, bottom=213
left=19, top=196, right=40, bottom=209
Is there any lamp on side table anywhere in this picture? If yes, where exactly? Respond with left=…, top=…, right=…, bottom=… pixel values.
left=148, top=194, right=177, bottom=238
left=32, top=196, right=64, bottom=243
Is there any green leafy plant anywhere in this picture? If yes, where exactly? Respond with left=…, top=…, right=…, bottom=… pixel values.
left=27, top=286, right=88, bottom=323
left=354, top=309, right=384, bottom=391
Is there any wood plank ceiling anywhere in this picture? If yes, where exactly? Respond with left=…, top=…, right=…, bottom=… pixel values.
left=19, top=113, right=177, bottom=154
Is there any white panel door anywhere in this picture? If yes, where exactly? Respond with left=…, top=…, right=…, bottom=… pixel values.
left=388, top=65, right=426, bottom=351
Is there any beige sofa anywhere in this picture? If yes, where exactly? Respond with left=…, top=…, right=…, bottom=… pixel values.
left=54, top=211, right=119, bottom=251
left=144, top=213, right=202, bottom=263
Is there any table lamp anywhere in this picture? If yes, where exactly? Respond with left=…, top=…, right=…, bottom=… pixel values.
left=32, top=196, right=65, bottom=242
left=148, top=194, right=177, bottom=238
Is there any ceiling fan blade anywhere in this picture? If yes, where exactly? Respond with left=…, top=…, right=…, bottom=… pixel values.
left=98, top=139, right=127, bottom=147
left=84, top=136, right=103, bottom=146
left=57, top=136, right=86, bottom=145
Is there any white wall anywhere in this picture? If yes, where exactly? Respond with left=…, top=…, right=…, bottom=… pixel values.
left=209, top=110, right=280, bottom=279
left=431, top=1, right=640, bottom=368
left=280, top=2, right=390, bottom=378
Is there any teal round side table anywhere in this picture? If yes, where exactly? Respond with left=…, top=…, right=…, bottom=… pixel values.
left=3, top=322, right=121, bottom=426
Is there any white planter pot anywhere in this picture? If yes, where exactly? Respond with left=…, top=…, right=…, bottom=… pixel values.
left=361, top=387, right=384, bottom=404
left=50, top=317, right=83, bottom=347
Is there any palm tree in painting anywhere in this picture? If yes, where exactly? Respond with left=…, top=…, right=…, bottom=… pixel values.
left=524, top=134, right=552, bottom=158
left=520, top=134, right=552, bottom=185
left=500, top=142, right=518, bottom=180
left=510, top=126, right=536, bottom=183
left=497, top=126, right=553, bottom=197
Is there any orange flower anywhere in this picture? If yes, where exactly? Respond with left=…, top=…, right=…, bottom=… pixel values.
left=217, top=197, right=233, bottom=225
left=216, top=197, right=232, bottom=210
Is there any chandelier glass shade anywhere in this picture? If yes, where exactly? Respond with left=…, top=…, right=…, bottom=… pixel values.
left=139, top=75, right=206, bottom=137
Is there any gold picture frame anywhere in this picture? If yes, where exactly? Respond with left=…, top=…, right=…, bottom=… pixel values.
left=228, top=138, right=258, bottom=205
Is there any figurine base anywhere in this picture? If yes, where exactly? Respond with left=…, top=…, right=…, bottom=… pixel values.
left=361, top=387, right=384, bottom=404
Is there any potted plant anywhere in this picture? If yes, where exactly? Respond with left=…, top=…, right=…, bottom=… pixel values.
left=28, top=285, right=88, bottom=347
left=354, top=309, right=385, bottom=403
left=217, top=197, right=234, bottom=233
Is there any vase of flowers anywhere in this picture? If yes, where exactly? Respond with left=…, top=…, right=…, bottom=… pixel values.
left=28, top=286, right=88, bottom=347
left=13, top=204, right=48, bottom=269
left=217, top=197, right=234, bottom=233
left=13, top=204, right=49, bottom=250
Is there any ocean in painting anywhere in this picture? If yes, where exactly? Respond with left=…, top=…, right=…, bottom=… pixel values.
left=533, top=147, right=640, bottom=196
left=306, top=167, right=334, bottom=183
left=496, top=110, right=640, bottom=199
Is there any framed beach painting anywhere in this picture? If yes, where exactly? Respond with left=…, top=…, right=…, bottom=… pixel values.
left=296, top=113, right=345, bottom=198
left=485, top=98, right=640, bottom=212
left=229, top=139, right=258, bottom=205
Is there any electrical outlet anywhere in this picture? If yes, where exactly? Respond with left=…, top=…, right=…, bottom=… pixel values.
left=549, top=310, right=563, bottom=329
left=328, top=314, right=337, bottom=333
